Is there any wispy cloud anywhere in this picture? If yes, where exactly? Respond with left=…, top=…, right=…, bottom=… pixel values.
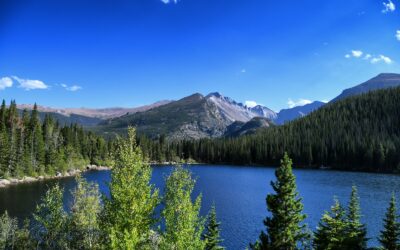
left=382, top=0, right=396, bottom=13
left=364, top=54, right=372, bottom=60
left=396, top=30, right=400, bottom=41
left=345, top=50, right=363, bottom=59
left=245, top=100, right=258, bottom=108
left=287, top=98, right=312, bottom=108
left=12, top=76, right=48, bottom=90
left=61, top=84, right=82, bottom=92
left=160, top=0, right=179, bottom=4
left=371, top=55, right=393, bottom=64
left=0, top=77, right=13, bottom=90
left=345, top=50, right=393, bottom=65
left=351, top=50, right=363, bottom=58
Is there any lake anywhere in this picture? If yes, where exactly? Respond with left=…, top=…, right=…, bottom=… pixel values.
left=0, top=164, right=399, bottom=249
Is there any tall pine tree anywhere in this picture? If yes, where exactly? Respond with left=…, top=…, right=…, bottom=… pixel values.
left=251, top=153, right=309, bottom=250
left=345, top=186, right=368, bottom=249
left=379, top=194, right=400, bottom=250
left=204, top=204, right=224, bottom=250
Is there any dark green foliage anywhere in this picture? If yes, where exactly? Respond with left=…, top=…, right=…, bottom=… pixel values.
left=138, top=87, right=400, bottom=172
left=251, top=153, right=309, bottom=250
left=0, top=100, right=113, bottom=179
left=204, top=205, right=224, bottom=250
left=379, top=194, right=400, bottom=250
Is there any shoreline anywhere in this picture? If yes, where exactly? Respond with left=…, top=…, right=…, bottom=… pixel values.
left=0, top=165, right=110, bottom=188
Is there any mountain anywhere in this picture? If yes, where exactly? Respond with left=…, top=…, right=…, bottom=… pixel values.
left=224, top=117, right=272, bottom=137
left=16, top=100, right=171, bottom=126
left=331, top=73, right=400, bottom=102
left=96, top=92, right=276, bottom=139
left=275, top=101, right=325, bottom=125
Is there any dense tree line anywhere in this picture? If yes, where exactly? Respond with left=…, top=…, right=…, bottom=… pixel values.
left=0, top=100, right=113, bottom=179
left=139, top=87, right=400, bottom=172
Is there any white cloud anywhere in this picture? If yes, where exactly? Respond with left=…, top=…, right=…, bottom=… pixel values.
left=371, top=55, right=393, bottom=64
left=396, top=30, right=400, bottom=41
left=287, top=98, right=312, bottom=108
left=364, top=54, right=372, bottom=60
left=67, top=85, right=82, bottom=91
left=382, top=0, right=396, bottom=13
left=160, top=0, right=179, bottom=4
left=351, top=50, right=363, bottom=58
left=61, top=84, right=82, bottom=91
left=245, top=100, right=258, bottom=108
left=345, top=50, right=393, bottom=65
left=0, top=77, right=13, bottom=90
left=12, top=76, right=48, bottom=90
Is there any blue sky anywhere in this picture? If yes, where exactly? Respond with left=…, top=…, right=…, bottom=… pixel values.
left=0, top=0, right=399, bottom=111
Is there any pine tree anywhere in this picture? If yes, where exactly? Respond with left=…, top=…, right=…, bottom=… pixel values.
left=251, top=153, right=309, bottom=250
left=6, top=100, right=18, bottom=177
left=162, top=166, right=205, bottom=250
left=29, top=103, right=45, bottom=174
left=103, top=127, right=159, bottom=249
left=345, top=185, right=368, bottom=249
left=204, top=204, right=224, bottom=250
left=313, top=198, right=349, bottom=250
left=379, top=194, right=400, bottom=250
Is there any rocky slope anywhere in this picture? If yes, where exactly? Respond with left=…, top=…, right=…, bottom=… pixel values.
left=96, top=92, right=276, bottom=140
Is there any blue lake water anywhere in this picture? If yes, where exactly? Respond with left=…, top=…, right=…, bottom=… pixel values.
left=0, top=164, right=399, bottom=249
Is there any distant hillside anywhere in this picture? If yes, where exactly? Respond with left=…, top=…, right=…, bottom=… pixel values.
left=331, top=73, right=400, bottom=102
left=16, top=100, right=171, bottom=127
left=95, top=92, right=276, bottom=140
left=18, top=100, right=171, bottom=119
left=275, top=101, right=325, bottom=125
